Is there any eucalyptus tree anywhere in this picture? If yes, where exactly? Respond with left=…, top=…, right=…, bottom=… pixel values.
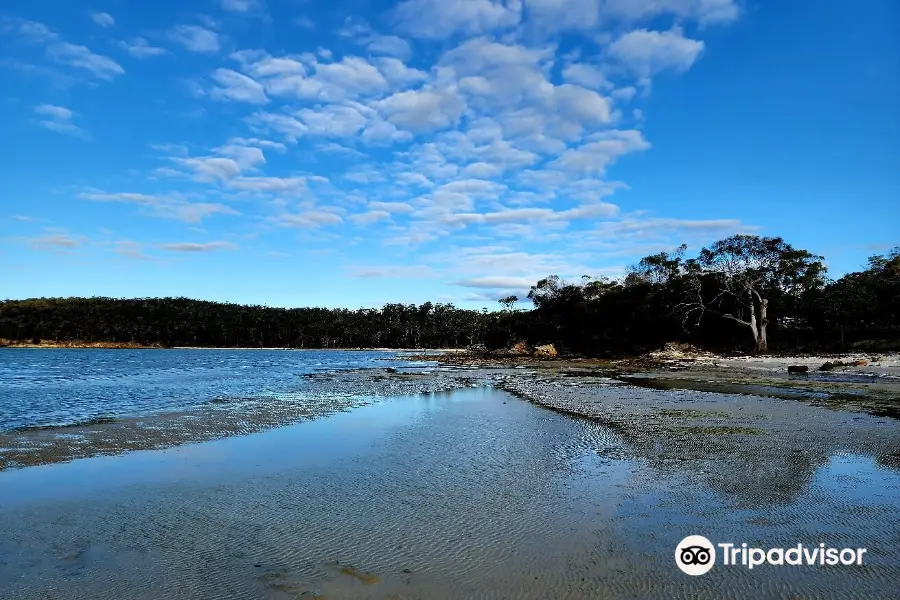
left=677, top=235, right=826, bottom=353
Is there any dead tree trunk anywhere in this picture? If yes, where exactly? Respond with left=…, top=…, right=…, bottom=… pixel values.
left=720, top=288, right=770, bottom=353
left=747, top=289, right=759, bottom=350
left=676, top=276, right=772, bottom=354
left=757, top=298, right=769, bottom=353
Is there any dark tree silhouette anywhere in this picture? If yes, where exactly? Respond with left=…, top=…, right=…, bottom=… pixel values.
left=1, top=239, right=896, bottom=355
left=675, top=236, right=826, bottom=352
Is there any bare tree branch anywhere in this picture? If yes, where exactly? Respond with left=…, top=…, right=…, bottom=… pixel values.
left=721, top=313, right=752, bottom=327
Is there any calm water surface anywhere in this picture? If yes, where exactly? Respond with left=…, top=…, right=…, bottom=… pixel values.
left=0, top=349, right=427, bottom=431
left=1, top=387, right=899, bottom=599
left=1, top=351, right=898, bottom=599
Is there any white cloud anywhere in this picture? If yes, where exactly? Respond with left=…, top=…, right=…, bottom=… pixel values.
left=228, top=137, right=286, bottom=152
left=210, top=68, right=268, bottom=103
left=235, top=53, right=307, bottom=77
left=34, top=104, right=84, bottom=136
left=549, top=130, right=651, bottom=175
left=349, top=210, right=392, bottom=224
left=212, top=144, right=267, bottom=169
left=162, top=241, right=237, bottom=252
left=315, top=56, right=389, bottom=97
left=593, top=217, right=748, bottom=237
left=434, top=128, right=541, bottom=171
left=243, top=54, right=394, bottom=102
left=352, top=265, right=435, bottom=278
left=116, top=38, right=167, bottom=58
left=455, top=276, right=536, bottom=289
left=361, top=118, right=414, bottom=146
left=36, top=121, right=82, bottom=136
left=377, top=89, right=465, bottom=133
left=440, top=38, right=554, bottom=109
left=552, top=84, right=612, bottom=126
left=5, top=19, right=122, bottom=80
left=297, top=104, right=368, bottom=137
left=562, top=62, right=612, bottom=90
left=606, top=28, right=705, bottom=78
left=316, top=141, right=366, bottom=157
left=461, top=162, right=503, bottom=178
left=221, top=0, right=262, bottom=13
left=603, top=0, right=739, bottom=26
left=80, top=191, right=159, bottom=203
left=338, top=15, right=372, bottom=38
left=258, top=73, right=327, bottom=100
left=228, top=176, right=306, bottom=193
left=168, top=25, right=221, bottom=54
left=370, top=202, right=415, bottom=213
left=90, top=12, right=115, bottom=28
left=425, top=248, right=596, bottom=292
left=434, top=202, right=618, bottom=227
left=113, top=241, right=153, bottom=260
left=383, top=231, right=442, bottom=246
left=24, top=0, right=748, bottom=295
left=163, top=203, right=240, bottom=222
left=277, top=210, right=344, bottom=228
left=29, top=233, right=86, bottom=250
left=34, top=104, right=73, bottom=121
left=611, top=86, right=637, bottom=101
left=393, top=0, right=522, bottom=39
left=344, top=168, right=386, bottom=184
left=79, top=191, right=239, bottom=223
left=248, top=111, right=308, bottom=142
left=525, top=0, right=601, bottom=32
left=173, top=157, right=243, bottom=181
left=46, top=42, right=124, bottom=80
left=367, top=35, right=412, bottom=61
left=397, top=143, right=459, bottom=180
left=375, top=57, right=428, bottom=87
left=438, top=179, right=505, bottom=197
left=252, top=101, right=409, bottom=145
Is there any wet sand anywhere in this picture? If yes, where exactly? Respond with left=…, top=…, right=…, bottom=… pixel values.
left=2, top=387, right=899, bottom=599
left=0, top=366, right=468, bottom=470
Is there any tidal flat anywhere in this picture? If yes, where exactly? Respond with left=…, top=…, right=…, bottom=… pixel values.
left=1, top=350, right=899, bottom=599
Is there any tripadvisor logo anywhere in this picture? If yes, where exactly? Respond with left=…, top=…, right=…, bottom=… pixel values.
left=676, top=535, right=716, bottom=575
left=675, top=536, right=868, bottom=576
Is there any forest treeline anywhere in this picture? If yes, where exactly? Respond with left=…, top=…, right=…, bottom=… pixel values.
left=2, top=236, right=898, bottom=355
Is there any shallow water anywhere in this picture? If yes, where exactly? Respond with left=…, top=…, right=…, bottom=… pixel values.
left=1, top=387, right=898, bottom=599
left=0, top=349, right=427, bottom=431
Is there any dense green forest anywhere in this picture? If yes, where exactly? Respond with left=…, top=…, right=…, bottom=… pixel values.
left=2, top=236, right=898, bottom=355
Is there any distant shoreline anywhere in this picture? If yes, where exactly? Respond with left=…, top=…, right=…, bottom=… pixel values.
left=0, top=340, right=164, bottom=349
left=0, top=340, right=467, bottom=352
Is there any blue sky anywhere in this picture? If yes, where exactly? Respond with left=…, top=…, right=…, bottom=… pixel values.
left=2, top=0, right=898, bottom=309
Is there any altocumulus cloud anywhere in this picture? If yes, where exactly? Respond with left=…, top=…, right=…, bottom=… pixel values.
left=4, top=0, right=758, bottom=303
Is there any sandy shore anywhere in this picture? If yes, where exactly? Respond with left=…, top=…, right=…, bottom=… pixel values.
left=714, top=353, right=900, bottom=377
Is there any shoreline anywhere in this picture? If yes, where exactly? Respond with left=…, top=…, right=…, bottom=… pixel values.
left=0, top=340, right=468, bottom=352
left=1, top=348, right=898, bottom=471
left=3, top=338, right=896, bottom=361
